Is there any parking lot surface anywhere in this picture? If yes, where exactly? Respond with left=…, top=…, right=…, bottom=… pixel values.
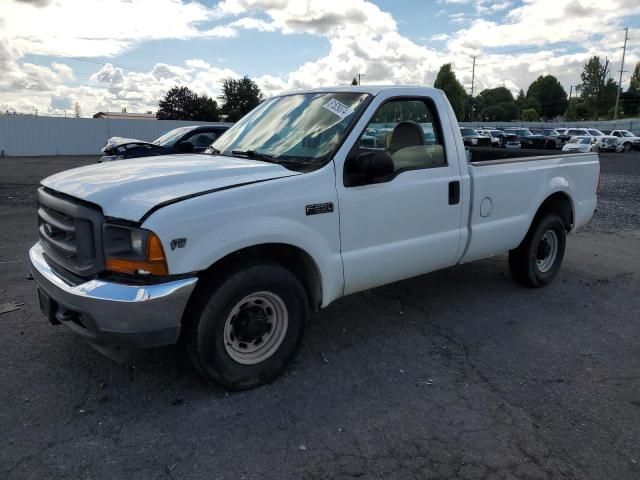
left=1, top=152, right=639, bottom=480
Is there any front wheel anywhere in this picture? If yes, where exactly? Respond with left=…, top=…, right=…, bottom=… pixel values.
left=508, top=214, right=567, bottom=287
left=184, top=263, right=308, bottom=390
left=623, top=142, right=632, bottom=152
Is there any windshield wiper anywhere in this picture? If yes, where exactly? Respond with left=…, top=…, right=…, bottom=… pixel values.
left=231, top=149, right=276, bottom=163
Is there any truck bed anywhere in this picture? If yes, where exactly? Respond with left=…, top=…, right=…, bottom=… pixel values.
left=460, top=151, right=599, bottom=265
left=468, top=147, right=577, bottom=165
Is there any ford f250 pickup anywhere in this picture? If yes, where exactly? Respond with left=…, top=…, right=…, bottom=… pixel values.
left=29, top=86, right=599, bottom=389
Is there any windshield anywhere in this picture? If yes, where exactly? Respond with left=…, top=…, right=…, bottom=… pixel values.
left=621, top=131, right=634, bottom=137
left=211, top=92, right=370, bottom=170
left=543, top=129, right=559, bottom=135
left=460, top=128, right=478, bottom=136
left=153, top=126, right=194, bottom=147
left=514, top=129, right=532, bottom=136
left=588, top=129, right=604, bottom=136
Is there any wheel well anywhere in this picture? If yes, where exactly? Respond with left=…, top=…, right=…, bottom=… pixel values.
left=534, top=192, right=574, bottom=231
left=198, top=243, right=323, bottom=311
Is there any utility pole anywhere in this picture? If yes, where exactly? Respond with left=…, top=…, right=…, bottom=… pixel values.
left=469, top=56, right=476, bottom=122
left=614, top=27, right=629, bottom=121
left=470, top=56, right=476, bottom=97
left=357, top=73, right=364, bottom=85
left=569, top=85, right=573, bottom=100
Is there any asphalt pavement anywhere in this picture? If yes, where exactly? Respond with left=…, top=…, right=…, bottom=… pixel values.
left=1, top=152, right=639, bottom=480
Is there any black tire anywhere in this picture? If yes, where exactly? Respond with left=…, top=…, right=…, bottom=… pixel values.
left=623, top=142, right=631, bottom=152
left=184, top=263, right=308, bottom=390
left=508, top=214, right=567, bottom=288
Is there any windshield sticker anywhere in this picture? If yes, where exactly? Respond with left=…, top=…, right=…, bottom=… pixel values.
left=322, top=99, right=355, bottom=119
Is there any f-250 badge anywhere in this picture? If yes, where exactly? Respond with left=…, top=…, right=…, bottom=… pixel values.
left=305, top=203, right=334, bottom=216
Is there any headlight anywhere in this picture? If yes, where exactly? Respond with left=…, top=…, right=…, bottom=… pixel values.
left=103, top=225, right=168, bottom=275
left=471, top=138, right=478, bottom=145
left=99, top=155, right=124, bottom=163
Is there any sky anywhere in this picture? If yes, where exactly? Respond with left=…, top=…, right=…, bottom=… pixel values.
left=1, top=0, right=640, bottom=117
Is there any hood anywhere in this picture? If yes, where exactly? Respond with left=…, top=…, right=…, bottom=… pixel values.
left=41, top=154, right=300, bottom=221
left=101, top=136, right=156, bottom=153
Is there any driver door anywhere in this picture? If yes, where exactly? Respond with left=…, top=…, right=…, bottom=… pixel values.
left=337, top=96, right=465, bottom=295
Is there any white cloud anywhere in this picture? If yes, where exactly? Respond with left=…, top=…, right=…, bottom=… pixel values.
left=2, top=0, right=640, bottom=117
left=3, top=0, right=218, bottom=57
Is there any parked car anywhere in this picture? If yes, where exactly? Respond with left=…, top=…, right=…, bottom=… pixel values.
left=529, top=128, right=563, bottom=149
left=477, top=129, right=520, bottom=148
left=460, top=127, right=492, bottom=147
left=99, top=124, right=232, bottom=162
left=601, top=129, right=640, bottom=151
left=556, top=128, right=617, bottom=152
left=598, top=136, right=624, bottom=152
left=562, top=136, right=598, bottom=153
left=556, top=128, right=587, bottom=144
left=30, top=86, right=599, bottom=389
left=501, top=128, right=546, bottom=149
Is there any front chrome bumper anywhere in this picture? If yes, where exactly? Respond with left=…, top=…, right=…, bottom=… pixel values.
left=29, top=242, right=197, bottom=348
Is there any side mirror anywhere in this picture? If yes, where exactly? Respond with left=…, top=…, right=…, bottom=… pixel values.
left=176, top=141, right=194, bottom=153
left=345, top=150, right=394, bottom=186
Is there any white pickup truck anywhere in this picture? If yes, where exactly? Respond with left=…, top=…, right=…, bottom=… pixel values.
left=30, top=86, right=599, bottom=389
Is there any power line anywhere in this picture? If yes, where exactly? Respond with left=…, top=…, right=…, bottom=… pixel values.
left=474, top=24, right=640, bottom=57
left=472, top=39, right=636, bottom=68
left=26, top=48, right=151, bottom=73
left=0, top=73, right=188, bottom=92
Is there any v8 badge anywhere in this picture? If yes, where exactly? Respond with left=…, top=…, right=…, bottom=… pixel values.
left=170, top=238, right=187, bottom=251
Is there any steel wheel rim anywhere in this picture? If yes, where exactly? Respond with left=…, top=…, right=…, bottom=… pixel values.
left=223, top=291, right=288, bottom=365
left=537, top=230, right=559, bottom=273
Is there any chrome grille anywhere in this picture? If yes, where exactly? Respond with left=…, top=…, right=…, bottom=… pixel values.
left=38, top=206, right=77, bottom=259
left=37, top=187, right=104, bottom=277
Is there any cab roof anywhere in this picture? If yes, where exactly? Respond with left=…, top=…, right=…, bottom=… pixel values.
left=274, top=85, right=442, bottom=97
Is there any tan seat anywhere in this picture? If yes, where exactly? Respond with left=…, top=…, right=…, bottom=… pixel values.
left=391, top=145, right=445, bottom=170
left=387, top=121, right=425, bottom=153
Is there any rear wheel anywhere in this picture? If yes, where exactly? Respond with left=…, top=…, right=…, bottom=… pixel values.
left=623, top=142, right=632, bottom=152
left=509, top=214, right=567, bottom=287
left=185, top=263, right=308, bottom=390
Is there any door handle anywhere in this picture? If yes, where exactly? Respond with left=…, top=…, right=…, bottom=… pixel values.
left=448, top=181, right=460, bottom=205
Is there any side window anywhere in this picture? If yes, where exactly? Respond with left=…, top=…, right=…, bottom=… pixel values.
left=184, top=131, right=219, bottom=148
left=357, top=99, right=446, bottom=174
left=613, top=131, right=621, bottom=137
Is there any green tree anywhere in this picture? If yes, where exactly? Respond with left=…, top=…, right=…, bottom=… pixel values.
left=515, top=89, right=525, bottom=119
left=476, top=87, right=515, bottom=121
left=194, top=95, right=221, bottom=121
left=521, top=108, right=539, bottom=121
left=157, top=86, right=220, bottom=121
left=602, top=78, right=619, bottom=119
left=477, top=86, right=514, bottom=107
left=219, top=76, right=264, bottom=122
left=578, top=56, right=613, bottom=119
left=351, top=77, right=358, bottom=86
left=526, top=75, right=567, bottom=120
left=434, top=63, right=467, bottom=119
left=521, top=96, right=541, bottom=116
left=628, top=63, right=640, bottom=95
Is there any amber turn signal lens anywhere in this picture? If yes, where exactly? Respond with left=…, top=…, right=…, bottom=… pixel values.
left=147, top=233, right=166, bottom=262
left=105, top=232, right=168, bottom=276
